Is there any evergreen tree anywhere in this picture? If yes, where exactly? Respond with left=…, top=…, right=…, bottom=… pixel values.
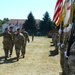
left=0, top=18, right=9, bottom=28
left=23, top=12, right=36, bottom=32
left=39, top=11, right=53, bottom=33
left=23, top=12, right=36, bottom=41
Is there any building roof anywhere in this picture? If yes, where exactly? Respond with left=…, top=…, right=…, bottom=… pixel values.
left=7, top=19, right=25, bottom=26
left=3, top=19, right=40, bottom=26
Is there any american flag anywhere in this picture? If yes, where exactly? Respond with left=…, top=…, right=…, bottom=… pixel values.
left=53, top=0, right=63, bottom=26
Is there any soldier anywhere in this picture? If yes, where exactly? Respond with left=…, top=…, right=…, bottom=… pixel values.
left=67, top=30, right=75, bottom=75
left=53, top=30, right=59, bottom=54
left=9, top=27, right=14, bottom=57
left=21, top=28, right=30, bottom=58
left=68, top=42, right=75, bottom=75
left=51, top=33, right=55, bottom=45
left=60, top=30, right=69, bottom=75
left=0, top=28, right=12, bottom=60
left=14, top=28, right=25, bottom=61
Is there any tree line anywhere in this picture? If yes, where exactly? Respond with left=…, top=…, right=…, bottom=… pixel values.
left=0, top=18, right=9, bottom=28
left=0, top=11, right=55, bottom=36
left=23, top=11, right=55, bottom=36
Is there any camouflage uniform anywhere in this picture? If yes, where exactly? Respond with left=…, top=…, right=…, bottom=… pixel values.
left=14, top=32, right=24, bottom=61
left=9, top=30, right=14, bottom=56
left=68, top=33, right=75, bottom=75
left=60, top=32, right=69, bottom=75
left=21, top=31, right=30, bottom=58
left=0, top=29, right=12, bottom=60
left=52, top=33, right=55, bottom=44
left=53, top=32, right=59, bottom=54
left=68, top=42, right=75, bottom=75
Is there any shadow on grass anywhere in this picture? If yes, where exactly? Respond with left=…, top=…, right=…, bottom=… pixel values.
left=49, top=50, right=58, bottom=57
left=0, top=56, right=17, bottom=64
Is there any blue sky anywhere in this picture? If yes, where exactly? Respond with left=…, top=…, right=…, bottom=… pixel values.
left=0, top=0, right=56, bottom=20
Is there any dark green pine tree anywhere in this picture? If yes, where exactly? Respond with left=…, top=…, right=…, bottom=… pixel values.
left=23, top=12, right=36, bottom=32
left=0, top=18, right=9, bottom=28
left=39, top=11, right=53, bottom=34
left=23, top=12, right=36, bottom=41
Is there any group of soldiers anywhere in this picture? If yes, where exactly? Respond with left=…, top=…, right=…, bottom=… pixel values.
left=0, top=27, right=30, bottom=61
left=52, top=26, right=75, bottom=75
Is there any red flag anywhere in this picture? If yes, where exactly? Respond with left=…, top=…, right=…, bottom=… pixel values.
left=15, top=20, right=18, bottom=26
left=53, top=0, right=63, bottom=26
left=64, top=0, right=73, bottom=27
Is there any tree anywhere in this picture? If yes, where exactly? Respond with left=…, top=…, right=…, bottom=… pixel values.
left=39, top=11, right=53, bottom=33
left=23, top=12, right=36, bottom=41
left=2, top=18, right=9, bottom=24
left=0, top=18, right=9, bottom=28
left=0, top=19, right=2, bottom=28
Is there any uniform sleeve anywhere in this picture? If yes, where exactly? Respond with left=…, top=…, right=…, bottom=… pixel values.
left=9, top=34, right=13, bottom=41
left=21, top=35, right=25, bottom=45
left=13, top=33, right=16, bottom=40
left=0, top=33, right=4, bottom=36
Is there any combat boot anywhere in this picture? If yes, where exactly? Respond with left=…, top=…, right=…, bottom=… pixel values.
left=17, top=58, right=19, bottom=61
left=23, top=55, right=25, bottom=58
left=5, top=57, right=7, bottom=60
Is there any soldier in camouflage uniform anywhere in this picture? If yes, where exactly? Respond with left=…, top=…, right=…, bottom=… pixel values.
left=14, top=28, right=25, bottom=61
left=21, top=28, right=30, bottom=58
left=68, top=42, right=75, bottom=75
left=68, top=33, right=75, bottom=75
left=0, top=28, right=12, bottom=60
left=9, top=27, right=14, bottom=57
left=53, top=31, right=59, bottom=54
left=52, top=33, right=55, bottom=45
left=60, top=32, right=69, bottom=75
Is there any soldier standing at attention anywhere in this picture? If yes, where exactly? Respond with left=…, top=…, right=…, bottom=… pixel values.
left=0, top=28, right=12, bottom=60
left=21, top=28, right=30, bottom=58
left=14, top=28, right=25, bottom=61
left=53, top=31, right=59, bottom=54
left=9, top=27, right=14, bottom=57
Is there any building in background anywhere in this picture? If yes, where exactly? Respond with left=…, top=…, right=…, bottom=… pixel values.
left=2, top=19, right=40, bottom=32
left=2, top=19, right=25, bottom=32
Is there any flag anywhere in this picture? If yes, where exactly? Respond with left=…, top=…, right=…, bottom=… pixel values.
left=9, top=23, right=11, bottom=26
left=64, top=0, right=73, bottom=27
left=53, top=0, right=63, bottom=26
left=15, top=20, right=18, bottom=26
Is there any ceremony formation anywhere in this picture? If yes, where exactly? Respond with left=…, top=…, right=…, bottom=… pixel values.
left=0, top=27, right=30, bottom=61
left=0, top=0, right=75, bottom=75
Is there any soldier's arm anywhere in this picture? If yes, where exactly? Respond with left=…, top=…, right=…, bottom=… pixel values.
left=21, top=35, right=25, bottom=45
left=10, top=34, right=13, bottom=41
left=0, top=33, right=4, bottom=36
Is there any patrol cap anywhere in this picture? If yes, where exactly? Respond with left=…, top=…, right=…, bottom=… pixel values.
left=10, top=26, right=13, bottom=28
left=5, top=28, right=8, bottom=30
left=17, top=28, right=20, bottom=31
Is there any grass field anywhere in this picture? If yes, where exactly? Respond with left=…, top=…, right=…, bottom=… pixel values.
left=0, top=36, right=62, bottom=75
